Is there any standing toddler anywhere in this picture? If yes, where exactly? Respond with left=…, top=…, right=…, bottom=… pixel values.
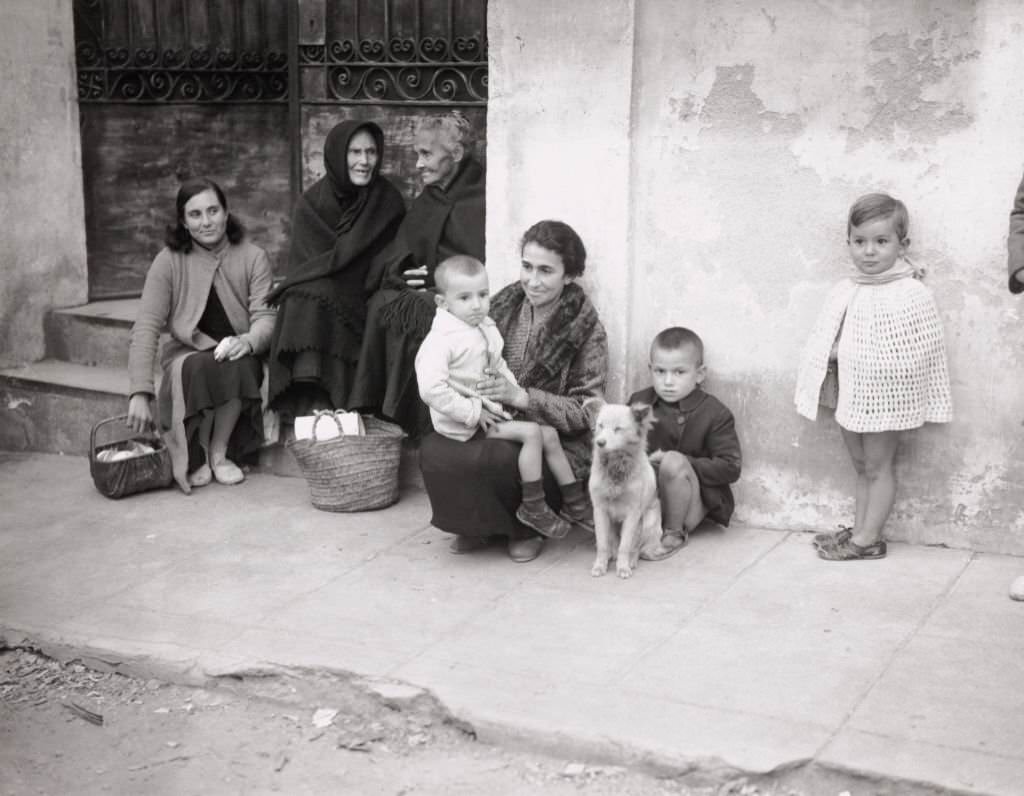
left=795, top=193, right=953, bottom=560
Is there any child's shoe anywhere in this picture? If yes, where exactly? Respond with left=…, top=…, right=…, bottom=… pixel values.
left=558, top=480, right=595, bottom=533
left=515, top=502, right=571, bottom=539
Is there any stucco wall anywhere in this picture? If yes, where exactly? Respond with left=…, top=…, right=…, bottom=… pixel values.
left=0, top=0, right=87, bottom=367
left=488, top=0, right=1024, bottom=553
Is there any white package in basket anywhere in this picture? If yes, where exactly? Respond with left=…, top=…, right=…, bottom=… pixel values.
left=294, top=411, right=366, bottom=440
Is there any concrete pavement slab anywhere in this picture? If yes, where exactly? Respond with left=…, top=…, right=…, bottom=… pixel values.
left=3, top=452, right=1024, bottom=793
left=844, top=633, right=1024, bottom=761
left=921, top=553, right=1024, bottom=648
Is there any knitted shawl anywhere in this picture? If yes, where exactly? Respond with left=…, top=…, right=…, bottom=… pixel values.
left=490, top=281, right=609, bottom=477
left=794, top=268, right=953, bottom=433
left=266, top=120, right=406, bottom=307
left=373, top=157, right=486, bottom=339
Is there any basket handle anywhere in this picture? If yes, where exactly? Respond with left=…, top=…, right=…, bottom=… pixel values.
left=90, top=414, right=162, bottom=458
left=310, top=409, right=346, bottom=443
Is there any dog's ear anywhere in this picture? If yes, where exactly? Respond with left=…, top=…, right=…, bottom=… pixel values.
left=582, top=396, right=605, bottom=426
left=630, top=402, right=653, bottom=425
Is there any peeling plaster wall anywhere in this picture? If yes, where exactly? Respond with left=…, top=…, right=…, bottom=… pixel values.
left=490, top=0, right=1024, bottom=553
left=0, top=0, right=88, bottom=367
left=486, top=0, right=636, bottom=398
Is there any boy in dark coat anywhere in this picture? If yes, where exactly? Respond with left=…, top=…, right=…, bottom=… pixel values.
left=629, top=327, right=742, bottom=557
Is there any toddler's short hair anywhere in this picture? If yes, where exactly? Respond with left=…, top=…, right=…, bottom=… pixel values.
left=848, top=193, right=909, bottom=241
left=434, top=255, right=485, bottom=293
left=651, top=327, right=704, bottom=365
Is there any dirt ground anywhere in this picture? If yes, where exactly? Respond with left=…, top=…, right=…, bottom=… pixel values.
left=3, top=646, right=955, bottom=796
left=0, top=647, right=821, bottom=796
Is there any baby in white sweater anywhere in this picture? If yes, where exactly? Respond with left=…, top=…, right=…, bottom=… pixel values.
left=415, top=256, right=593, bottom=540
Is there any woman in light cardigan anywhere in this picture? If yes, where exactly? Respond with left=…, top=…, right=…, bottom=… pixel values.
left=127, top=178, right=276, bottom=492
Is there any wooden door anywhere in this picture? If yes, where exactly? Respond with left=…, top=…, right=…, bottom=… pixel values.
left=73, top=0, right=487, bottom=299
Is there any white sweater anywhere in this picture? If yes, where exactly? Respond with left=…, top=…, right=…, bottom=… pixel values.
left=794, top=273, right=953, bottom=433
left=415, top=309, right=519, bottom=441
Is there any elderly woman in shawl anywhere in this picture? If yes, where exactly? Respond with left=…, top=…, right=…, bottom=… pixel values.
left=267, top=121, right=406, bottom=419
left=348, top=112, right=486, bottom=435
left=127, top=178, right=275, bottom=492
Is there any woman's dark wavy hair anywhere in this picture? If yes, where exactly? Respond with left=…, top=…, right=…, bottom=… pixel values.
left=165, top=177, right=246, bottom=252
left=520, top=219, right=587, bottom=278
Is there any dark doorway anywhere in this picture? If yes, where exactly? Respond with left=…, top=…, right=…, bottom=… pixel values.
left=73, top=0, right=487, bottom=300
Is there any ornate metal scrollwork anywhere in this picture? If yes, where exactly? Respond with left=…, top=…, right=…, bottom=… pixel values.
left=311, top=34, right=487, bottom=104
left=73, top=0, right=287, bottom=103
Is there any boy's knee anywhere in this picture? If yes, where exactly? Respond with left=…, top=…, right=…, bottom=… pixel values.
left=658, top=451, right=694, bottom=483
left=539, top=425, right=559, bottom=446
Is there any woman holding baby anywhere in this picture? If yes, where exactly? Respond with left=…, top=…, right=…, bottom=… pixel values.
left=418, top=220, right=608, bottom=563
left=127, top=177, right=276, bottom=493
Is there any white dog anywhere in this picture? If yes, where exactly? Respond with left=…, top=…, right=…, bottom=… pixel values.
left=588, top=402, right=675, bottom=578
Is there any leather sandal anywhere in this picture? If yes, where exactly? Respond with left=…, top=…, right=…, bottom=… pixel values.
left=814, top=525, right=852, bottom=548
left=817, top=537, right=887, bottom=561
left=640, top=530, right=689, bottom=561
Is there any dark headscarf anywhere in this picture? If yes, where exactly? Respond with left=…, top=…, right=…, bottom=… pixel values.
left=267, top=120, right=406, bottom=304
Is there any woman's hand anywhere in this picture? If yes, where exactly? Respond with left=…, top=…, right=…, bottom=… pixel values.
left=402, top=265, right=429, bottom=291
left=126, top=393, right=154, bottom=434
left=214, top=336, right=253, bottom=362
left=476, top=369, right=529, bottom=410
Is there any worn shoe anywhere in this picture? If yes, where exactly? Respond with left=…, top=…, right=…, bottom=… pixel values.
left=508, top=536, right=544, bottom=563
left=212, top=459, right=245, bottom=485
left=813, top=525, right=852, bottom=548
left=817, top=537, right=887, bottom=561
left=558, top=500, right=595, bottom=533
left=639, top=530, right=689, bottom=561
left=187, top=464, right=212, bottom=488
left=449, top=535, right=491, bottom=555
left=515, top=502, right=571, bottom=539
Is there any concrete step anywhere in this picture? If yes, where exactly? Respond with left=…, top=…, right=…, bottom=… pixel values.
left=0, top=360, right=128, bottom=455
left=44, top=299, right=138, bottom=369
left=0, top=360, right=425, bottom=488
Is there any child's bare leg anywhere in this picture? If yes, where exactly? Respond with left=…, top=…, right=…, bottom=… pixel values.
left=486, top=420, right=544, bottom=481
left=539, top=425, right=595, bottom=531
left=657, top=451, right=707, bottom=544
left=855, top=430, right=900, bottom=547
left=538, top=425, right=576, bottom=485
left=487, top=421, right=570, bottom=539
left=840, top=429, right=869, bottom=534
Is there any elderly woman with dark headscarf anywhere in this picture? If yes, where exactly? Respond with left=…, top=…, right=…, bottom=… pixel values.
left=267, top=120, right=406, bottom=419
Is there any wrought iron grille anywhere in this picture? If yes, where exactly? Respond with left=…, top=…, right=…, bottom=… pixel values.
left=298, top=0, right=487, bottom=106
left=74, top=0, right=289, bottom=103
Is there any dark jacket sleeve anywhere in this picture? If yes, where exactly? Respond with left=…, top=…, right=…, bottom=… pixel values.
left=1009, top=171, right=1024, bottom=294
left=687, top=405, right=742, bottom=487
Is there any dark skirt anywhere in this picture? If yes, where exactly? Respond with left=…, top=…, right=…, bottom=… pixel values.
left=348, top=288, right=433, bottom=437
left=180, top=350, right=263, bottom=470
left=419, top=430, right=562, bottom=540
left=267, top=277, right=367, bottom=421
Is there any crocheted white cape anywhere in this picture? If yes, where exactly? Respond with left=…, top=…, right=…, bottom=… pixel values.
left=794, top=275, right=953, bottom=432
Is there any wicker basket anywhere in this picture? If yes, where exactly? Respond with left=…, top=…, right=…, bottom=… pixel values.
left=287, top=412, right=406, bottom=512
left=90, top=415, right=174, bottom=499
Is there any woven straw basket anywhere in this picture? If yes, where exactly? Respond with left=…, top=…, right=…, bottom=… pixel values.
left=287, top=413, right=406, bottom=512
left=90, top=415, right=173, bottom=499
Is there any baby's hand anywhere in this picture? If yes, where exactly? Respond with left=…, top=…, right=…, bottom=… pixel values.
left=479, top=407, right=506, bottom=432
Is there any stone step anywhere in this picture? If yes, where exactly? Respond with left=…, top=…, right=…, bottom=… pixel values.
left=45, top=299, right=139, bottom=369
left=0, top=360, right=128, bottom=455
left=0, top=359, right=425, bottom=489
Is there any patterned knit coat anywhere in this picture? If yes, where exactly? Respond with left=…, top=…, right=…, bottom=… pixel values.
left=490, top=281, right=608, bottom=478
left=794, top=274, right=953, bottom=433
